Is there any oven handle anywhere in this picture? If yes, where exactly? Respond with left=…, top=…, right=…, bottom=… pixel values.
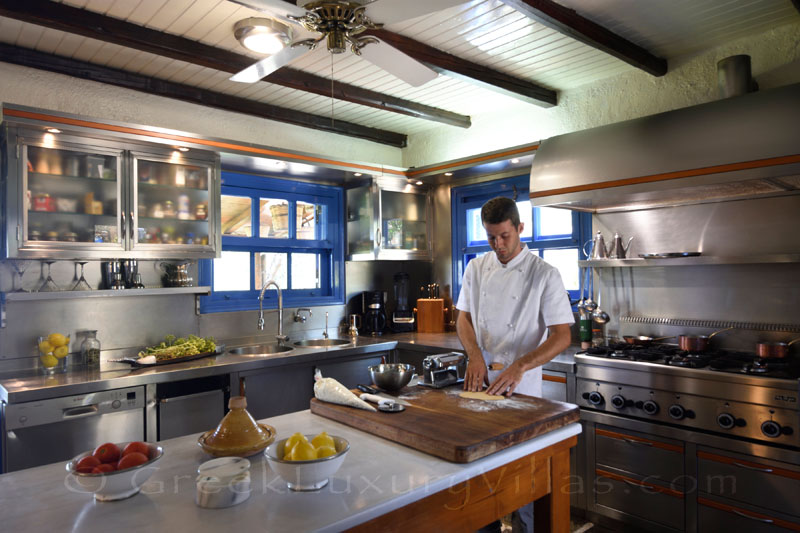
left=732, top=461, right=773, bottom=473
left=731, top=509, right=774, bottom=524
left=62, top=405, right=100, bottom=419
left=623, top=437, right=653, bottom=447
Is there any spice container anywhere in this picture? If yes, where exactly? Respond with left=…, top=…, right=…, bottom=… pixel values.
left=163, top=200, right=176, bottom=218
left=195, top=202, right=208, bottom=220
left=81, top=330, right=101, bottom=368
left=33, top=193, right=56, bottom=212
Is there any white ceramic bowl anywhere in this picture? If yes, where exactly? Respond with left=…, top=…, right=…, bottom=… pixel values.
left=265, top=435, right=349, bottom=491
left=65, top=442, right=163, bottom=501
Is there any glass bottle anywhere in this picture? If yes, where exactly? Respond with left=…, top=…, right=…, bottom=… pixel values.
left=81, top=330, right=101, bottom=368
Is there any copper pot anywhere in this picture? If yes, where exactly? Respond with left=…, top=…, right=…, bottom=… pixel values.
left=678, top=327, right=734, bottom=352
left=756, top=337, right=800, bottom=359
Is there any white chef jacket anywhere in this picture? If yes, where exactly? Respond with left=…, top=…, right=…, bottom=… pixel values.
left=456, top=244, right=575, bottom=397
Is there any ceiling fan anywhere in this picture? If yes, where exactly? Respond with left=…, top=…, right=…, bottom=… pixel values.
left=229, top=0, right=466, bottom=87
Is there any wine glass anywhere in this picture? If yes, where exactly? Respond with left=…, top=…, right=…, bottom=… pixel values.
left=6, top=259, right=31, bottom=292
left=38, top=260, right=60, bottom=292
left=71, top=261, right=92, bottom=291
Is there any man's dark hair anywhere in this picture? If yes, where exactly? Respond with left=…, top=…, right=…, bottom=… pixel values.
left=481, top=196, right=520, bottom=226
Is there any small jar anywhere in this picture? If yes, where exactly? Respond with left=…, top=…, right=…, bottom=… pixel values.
left=163, top=200, right=176, bottom=218
left=195, top=202, right=208, bottom=220
left=45, top=230, right=60, bottom=241
left=81, top=330, right=101, bottom=368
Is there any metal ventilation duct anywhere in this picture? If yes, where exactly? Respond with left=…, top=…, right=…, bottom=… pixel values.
left=529, top=83, right=800, bottom=212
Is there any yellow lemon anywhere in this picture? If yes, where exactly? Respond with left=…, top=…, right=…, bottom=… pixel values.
left=40, top=353, right=58, bottom=368
left=53, top=345, right=69, bottom=359
left=48, top=333, right=68, bottom=347
left=38, top=340, right=54, bottom=354
left=315, top=445, right=336, bottom=459
left=311, top=431, right=335, bottom=450
left=290, top=440, right=317, bottom=461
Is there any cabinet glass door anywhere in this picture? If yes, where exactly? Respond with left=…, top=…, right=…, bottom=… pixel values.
left=133, top=155, right=213, bottom=250
left=380, top=189, right=428, bottom=255
left=346, top=185, right=376, bottom=259
left=23, top=143, right=123, bottom=248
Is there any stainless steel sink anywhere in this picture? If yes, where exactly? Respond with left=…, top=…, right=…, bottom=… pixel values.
left=293, top=338, right=352, bottom=347
left=228, top=343, right=294, bottom=356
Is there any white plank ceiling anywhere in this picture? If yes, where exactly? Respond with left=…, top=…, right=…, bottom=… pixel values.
left=0, top=0, right=798, bottom=138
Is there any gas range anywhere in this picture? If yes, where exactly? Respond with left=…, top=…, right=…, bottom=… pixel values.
left=575, top=344, right=800, bottom=449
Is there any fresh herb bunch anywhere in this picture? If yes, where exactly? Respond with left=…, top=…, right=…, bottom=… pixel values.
left=138, top=334, right=216, bottom=360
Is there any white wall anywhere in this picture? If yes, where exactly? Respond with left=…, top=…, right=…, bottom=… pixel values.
left=0, top=62, right=403, bottom=167
left=403, top=21, right=800, bottom=168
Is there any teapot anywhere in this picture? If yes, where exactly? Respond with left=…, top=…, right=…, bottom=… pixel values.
left=583, top=231, right=611, bottom=259
left=160, top=262, right=193, bottom=287
left=609, top=232, right=634, bottom=259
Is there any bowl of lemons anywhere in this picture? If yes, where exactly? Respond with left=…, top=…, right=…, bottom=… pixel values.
left=37, top=332, right=70, bottom=374
left=264, top=431, right=349, bottom=491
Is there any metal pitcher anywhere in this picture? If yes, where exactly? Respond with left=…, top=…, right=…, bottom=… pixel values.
left=583, top=231, right=611, bottom=259
left=609, top=232, right=634, bottom=259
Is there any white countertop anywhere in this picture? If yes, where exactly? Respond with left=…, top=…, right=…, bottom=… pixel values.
left=0, top=410, right=581, bottom=532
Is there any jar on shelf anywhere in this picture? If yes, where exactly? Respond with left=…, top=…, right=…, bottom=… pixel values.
left=163, top=200, right=177, bottom=218
left=194, top=202, right=208, bottom=220
left=81, top=330, right=101, bottom=368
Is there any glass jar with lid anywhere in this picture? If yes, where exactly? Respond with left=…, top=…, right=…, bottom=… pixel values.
left=81, top=330, right=101, bottom=368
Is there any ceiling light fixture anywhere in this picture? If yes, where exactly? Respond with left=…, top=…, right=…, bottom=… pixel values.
left=234, top=17, right=292, bottom=55
left=511, top=158, right=520, bottom=164
left=354, top=172, right=362, bottom=177
left=46, top=128, right=61, bottom=134
left=175, top=146, right=189, bottom=152
left=415, top=180, right=423, bottom=186
left=444, top=172, right=453, bottom=177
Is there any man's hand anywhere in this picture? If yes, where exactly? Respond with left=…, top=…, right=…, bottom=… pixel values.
left=456, top=310, right=489, bottom=391
left=486, top=361, right=525, bottom=396
left=464, top=355, right=489, bottom=391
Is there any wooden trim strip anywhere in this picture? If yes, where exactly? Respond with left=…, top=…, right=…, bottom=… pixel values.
left=595, top=468, right=684, bottom=499
left=406, top=144, right=539, bottom=177
left=543, top=374, right=567, bottom=384
left=595, top=427, right=684, bottom=453
left=697, top=450, right=800, bottom=481
left=698, top=497, right=800, bottom=531
left=3, top=108, right=407, bottom=177
left=530, top=154, right=800, bottom=198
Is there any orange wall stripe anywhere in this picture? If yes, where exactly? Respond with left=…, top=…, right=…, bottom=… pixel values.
left=595, top=468, right=684, bottom=499
left=697, top=450, right=800, bottom=481
left=698, top=497, right=800, bottom=531
left=543, top=374, right=567, bottom=384
left=596, top=427, right=684, bottom=453
left=406, top=144, right=539, bottom=177
left=3, top=108, right=406, bottom=176
left=530, top=153, right=800, bottom=198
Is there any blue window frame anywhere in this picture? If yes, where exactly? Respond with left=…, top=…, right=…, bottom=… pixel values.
left=199, top=171, right=344, bottom=313
left=451, top=174, right=591, bottom=306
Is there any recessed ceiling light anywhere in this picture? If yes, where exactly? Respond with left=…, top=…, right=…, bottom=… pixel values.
left=176, top=146, right=189, bottom=152
left=234, top=17, right=291, bottom=55
left=444, top=172, right=453, bottom=177
left=354, top=172, right=362, bottom=177
left=511, top=158, right=520, bottom=164
left=415, top=180, right=423, bottom=185
left=46, top=128, right=61, bottom=134
left=274, top=161, right=287, bottom=168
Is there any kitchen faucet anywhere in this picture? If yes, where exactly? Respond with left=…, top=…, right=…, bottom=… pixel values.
left=258, top=279, right=289, bottom=345
left=323, top=311, right=329, bottom=339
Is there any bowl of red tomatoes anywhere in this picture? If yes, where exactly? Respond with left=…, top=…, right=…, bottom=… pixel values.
left=65, top=441, right=163, bottom=501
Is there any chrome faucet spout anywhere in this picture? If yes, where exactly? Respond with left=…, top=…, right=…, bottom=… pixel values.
left=258, top=280, right=287, bottom=344
left=323, top=311, right=329, bottom=339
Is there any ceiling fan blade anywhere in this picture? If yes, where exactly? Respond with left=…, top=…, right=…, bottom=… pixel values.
left=363, top=0, right=467, bottom=25
left=230, top=44, right=312, bottom=82
left=359, top=40, right=438, bottom=87
left=229, top=0, right=307, bottom=19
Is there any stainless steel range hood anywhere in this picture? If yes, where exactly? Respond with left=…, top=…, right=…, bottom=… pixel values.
left=529, top=83, right=800, bottom=212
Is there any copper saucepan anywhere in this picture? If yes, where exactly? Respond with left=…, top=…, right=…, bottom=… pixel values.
left=622, top=335, right=674, bottom=346
left=678, top=327, right=734, bottom=352
left=756, top=337, right=800, bottom=359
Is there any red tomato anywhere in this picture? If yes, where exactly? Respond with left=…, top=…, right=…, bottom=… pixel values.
left=93, top=442, right=121, bottom=464
left=117, top=452, right=149, bottom=471
left=122, top=441, right=150, bottom=459
left=75, top=455, right=101, bottom=471
left=91, top=463, right=116, bottom=474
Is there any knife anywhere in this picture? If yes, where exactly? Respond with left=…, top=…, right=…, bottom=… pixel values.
left=360, top=393, right=396, bottom=407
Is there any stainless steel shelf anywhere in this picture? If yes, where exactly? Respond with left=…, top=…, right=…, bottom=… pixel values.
left=3, top=286, right=210, bottom=301
left=579, top=253, right=800, bottom=267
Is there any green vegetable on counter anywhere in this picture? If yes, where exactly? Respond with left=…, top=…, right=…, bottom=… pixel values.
left=138, top=334, right=217, bottom=361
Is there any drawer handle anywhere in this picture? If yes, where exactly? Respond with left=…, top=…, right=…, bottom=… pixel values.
left=623, top=437, right=653, bottom=447
left=731, top=509, right=774, bottom=524
left=62, top=405, right=99, bottom=418
left=732, top=461, right=773, bottom=473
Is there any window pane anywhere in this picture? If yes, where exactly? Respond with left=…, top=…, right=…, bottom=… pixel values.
left=259, top=198, right=289, bottom=239
left=516, top=200, right=533, bottom=240
left=213, top=251, right=250, bottom=291
left=292, top=253, right=321, bottom=289
left=466, top=207, right=484, bottom=245
left=536, top=206, right=572, bottom=238
left=297, top=201, right=320, bottom=240
left=255, top=252, right=287, bottom=290
left=542, top=248, right=579, bottom=290
left=221, top=195, right=251, bottom=236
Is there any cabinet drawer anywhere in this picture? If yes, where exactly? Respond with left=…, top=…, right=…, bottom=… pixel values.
left=595, top=426, right=684, bottom=484
left=698, top=449, right=800, bottom=518
left=595, top=469, right=684, bottom=531
left=699, top=497, right=800, bottom=532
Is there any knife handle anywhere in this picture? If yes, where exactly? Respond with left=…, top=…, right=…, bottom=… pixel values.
left=360, top=393, right=393, bottom=406
left=357, top=384, right=378, bottom=394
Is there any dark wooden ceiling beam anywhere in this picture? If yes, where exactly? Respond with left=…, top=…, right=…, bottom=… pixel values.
left=0, top=43, right=407, bottom=147
left=364, top=29, right=557, bottom=107
left=0, top=0, right=470, bottom=128
left=498, top=0, right=667, bottom=77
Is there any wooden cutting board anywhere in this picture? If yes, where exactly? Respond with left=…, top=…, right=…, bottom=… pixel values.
left=309, top=385, right=579, bottom=463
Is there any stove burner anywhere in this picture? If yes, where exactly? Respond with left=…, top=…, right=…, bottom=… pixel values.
left=667, top=354, right=711, bottom=368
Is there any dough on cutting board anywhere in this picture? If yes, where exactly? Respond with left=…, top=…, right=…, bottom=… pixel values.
left=459, top=391, right=504, bottom=401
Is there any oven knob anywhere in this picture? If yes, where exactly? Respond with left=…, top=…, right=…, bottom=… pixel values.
left=111, top=400, right=121, bottom=409
left=668, top=404, right=685, bottom=420
left=611, top=395, right=626, bottom=409
left=642, top=400, right=659, bottom=415
left=717, top=413, right=736, bottom=429
left=587, top=391, right=604, bottom=406
left=761, top=420, right=782, bottom=438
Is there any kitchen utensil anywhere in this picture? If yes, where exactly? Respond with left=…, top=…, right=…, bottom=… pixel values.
left=415, top=297, right=445, bottom=333
left=197, top=396, right=276, bottom=457
left=121, top=259, right=138, bottom=288
left=359, top=393, right=406, bottom=412
left=100, top=260, right=121, bottom=290
left=356, top=384, right=378, bottom=394
left=584, top=270, right=597, bottom=312
left=756, top=337, right=800, bottom=359
left=195, top=457, right=251, bottom=508
left=639, top=252, right=702, bottom=258
left=623, top=335, right=674, bottom=346
left=362, top=290, right=387, bottom=335
left=609, top=232, right=634, bottom=259
left=420, top=352, right=467, bottom=388
left=160, top=262, right=193, bottom=287
left=679, top=327, right=734, bottom=352
left=264, top=434, right=350, bottom=491
left=65, top=442, right=163, bottom=501
left=583, top=231, right=611, bottom=260
left=592, top=284, right=609, bottom=324
left=369, top=363, right=415, bottom=391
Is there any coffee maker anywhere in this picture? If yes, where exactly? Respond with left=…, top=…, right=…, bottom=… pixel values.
left=391, top=272, right=415, bottom=332
left=362, top=290, right=387, bottom=336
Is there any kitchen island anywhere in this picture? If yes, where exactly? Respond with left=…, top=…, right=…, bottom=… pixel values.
left=0, top=409, right=581, bottom=532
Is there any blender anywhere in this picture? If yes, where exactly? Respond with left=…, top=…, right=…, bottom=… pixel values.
left=391, top=272, right=415, bottom=332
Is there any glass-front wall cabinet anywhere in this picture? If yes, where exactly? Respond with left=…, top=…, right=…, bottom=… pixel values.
left=2, top=122, right=220, bottom=259
left=347, top=179, right=431, bottom=260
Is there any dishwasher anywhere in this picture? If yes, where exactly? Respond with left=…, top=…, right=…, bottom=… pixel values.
left=1, top=386, right=145, bottom=473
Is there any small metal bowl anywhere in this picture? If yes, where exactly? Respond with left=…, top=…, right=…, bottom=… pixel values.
left=368, top=363, right=415, bottom=391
